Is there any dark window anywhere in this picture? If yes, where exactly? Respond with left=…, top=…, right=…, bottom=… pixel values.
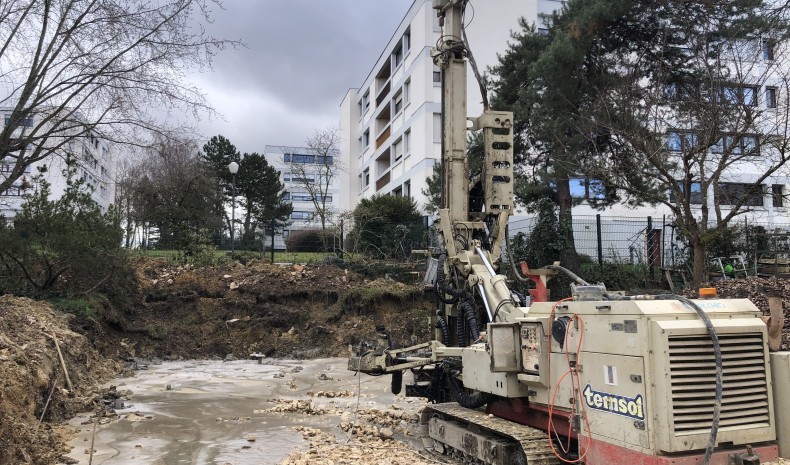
left=4, top=115, right=33, bottom=127
left=666, top=131, right=697, bottom=152
left=772, top=184, right=784, bottom=207
left=284, top=153, right=315, bottom=164
left=766, top=87, right=777, bottom=108
left=291, top=211, right=314, bottom=220
left=670, top=181, right=703, bottom=205
left=718, top=182, right=763, bottom=206
left=720, top=85, right=758, bottom=106
left=663, top=82, right=698, bottom=101
left=392, top=43, right=403, bottom=68
left=762, top=39, right=775, bottom=61
left=433, top=71, right=441, bottom=83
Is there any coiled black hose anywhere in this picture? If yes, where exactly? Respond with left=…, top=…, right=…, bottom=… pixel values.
left=448, top=372, right=490, bottom=409
left=435, top=313, right=450, bottom=346
left=456, top=313, right=466, bottom=347
left=435, top=255, right=461, bottom=304
left=459, top=297, right=480, bottom=343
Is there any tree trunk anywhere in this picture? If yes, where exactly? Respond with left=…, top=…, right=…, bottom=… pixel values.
left=691, top=237, right=708, bottom=287
left=556, top=175, right=578, bottom=266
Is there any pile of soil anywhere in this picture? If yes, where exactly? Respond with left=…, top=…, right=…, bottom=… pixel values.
left=0, top=296, right=119, bottom=464
left=87, top=258, right=435, bottom=361
left=688, top=277, right=790, bottom=349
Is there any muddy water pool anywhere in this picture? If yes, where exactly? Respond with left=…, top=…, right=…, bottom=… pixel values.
left=64, top=358, right=417, bottom=465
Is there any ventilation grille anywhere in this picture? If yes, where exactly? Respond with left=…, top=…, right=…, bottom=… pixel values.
left=668, top=333, right=769, bottom=435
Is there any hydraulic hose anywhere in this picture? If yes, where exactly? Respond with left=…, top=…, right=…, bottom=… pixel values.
left=435, top=255, right=461, bottom=304
left=504, top=224, right=530, bottom=283
left=448, top=372, right=490, bottom=409
left=459, top=298, right=480, bottom=343
left=456, top=312, right=467, bottom=347
left=435, top=313, right=451, bottom=346
left=545, top=264, right=590, bottom=286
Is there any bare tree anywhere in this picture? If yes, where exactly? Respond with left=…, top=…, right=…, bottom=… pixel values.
left=288, top=127, right=341, bottom=231
left=589, top=3, right=790, bottom=285
left=0, top=0, right=236, bottom=194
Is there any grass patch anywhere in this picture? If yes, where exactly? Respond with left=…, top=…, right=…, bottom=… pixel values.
left=130, top=248, right=335, bottom=265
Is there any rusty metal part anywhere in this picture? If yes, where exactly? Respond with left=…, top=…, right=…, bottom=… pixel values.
left=421, top=403, right=561, bottom=465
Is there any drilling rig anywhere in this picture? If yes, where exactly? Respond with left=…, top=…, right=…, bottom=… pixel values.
left=350, top=1, right=790, bottom=464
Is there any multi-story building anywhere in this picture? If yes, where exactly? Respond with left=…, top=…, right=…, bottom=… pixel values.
left=339, top=0, right=553, bottom=213
left=341, top=1, right=790, bottom=269
left=264, top=145, right=343, bottom=246
left=0, top=109, right=115, bottom=219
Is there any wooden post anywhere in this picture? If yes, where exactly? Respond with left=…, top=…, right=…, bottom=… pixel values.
left=763, top=295, right=784, bottom=352
left=51, top=334, right=74, bottom=392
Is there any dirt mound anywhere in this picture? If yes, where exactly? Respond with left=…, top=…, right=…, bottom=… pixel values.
left=686, top=277, right=790, bottom=349
left=91, top=260, right=434, bottom=361
left=0, top=296, right=119, bottom=464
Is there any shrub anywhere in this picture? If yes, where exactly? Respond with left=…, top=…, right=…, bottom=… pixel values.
left=349, top=195, right=424, bottom=259
left=286, top=228, right=337, bottom=252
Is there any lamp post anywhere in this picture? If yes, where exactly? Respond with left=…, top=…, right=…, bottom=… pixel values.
left=228, top=161, right=239, bottom=256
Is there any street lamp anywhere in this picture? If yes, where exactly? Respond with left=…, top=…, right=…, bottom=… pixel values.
left=228, top=161, right=239, bottom=256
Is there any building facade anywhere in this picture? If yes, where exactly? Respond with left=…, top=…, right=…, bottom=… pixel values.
left=0, top=109, right=115, bottom=219
left=339, top=0, right=555, bottom=213
left=341, top=1, right=790, bottom=245
left=264, top=145, right=343, bottom=247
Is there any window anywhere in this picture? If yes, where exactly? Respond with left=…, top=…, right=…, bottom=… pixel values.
left=663, top=82, right=698, bottom=101
left=772, top=184, right=784, bottom=207
left=766, top=87, right=777, bottom=108
left=392, top=43, right=403, bottom=69
left=362, top=129, right=370, bottom=149
left=291, top=211, right=314, bottom=220
left=402, top=29, right=411, bottom=53
left=404, top=180, right=411, bottom=197
left=718, top=182, right=763, bottom=206
left=4, top=115, right=33, bottom=127
left=284, top=153, right=315, bottom=164
left=404, top=129, right=411, bottom=155
left=670, top=180, right=703, bottom=205
left=569, top=177, right=606, bottom=201
left=404, top=79, right=411, bottom=104
left=392, top=90, right=403, bottom=115
left=433, top=67, right=441, bottom=84
left=361, top=91, right=370, bottom=112
left=393, top=138, right=403, bottom=161
left=762, top=39, right=775, bottom=61
left=666, top=131, right=697, bottom=152
left=717, top=134, right=760, bottom=156
left=284, top=174, right=315, bottom=183
left=363, top=167, right=370, bottom=187
left=433, top=114, right=442, bottom=143
left=720, top=85, right=758, bottom=106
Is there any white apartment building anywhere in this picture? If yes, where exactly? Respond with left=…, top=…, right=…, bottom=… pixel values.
left=0, top=109, right=115, bottom=219
left=339, top=1, right=557, bottom=213
left=264, top=144, right=343, bottom=235
left=341, top=1, right=790, bottom=267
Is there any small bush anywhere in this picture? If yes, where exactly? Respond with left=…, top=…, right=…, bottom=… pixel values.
left=286, top=229, right=337, bottom=252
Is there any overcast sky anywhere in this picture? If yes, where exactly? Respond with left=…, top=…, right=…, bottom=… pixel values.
left=190, top=0, right=414, bottom=154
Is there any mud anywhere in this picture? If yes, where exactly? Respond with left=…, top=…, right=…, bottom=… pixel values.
left=62, top=358, right=443, bottom=465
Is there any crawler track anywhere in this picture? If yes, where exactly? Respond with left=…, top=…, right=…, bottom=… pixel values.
left=421, top=403, right=562, bottom=465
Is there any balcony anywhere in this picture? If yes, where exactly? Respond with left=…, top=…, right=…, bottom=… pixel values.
left=376, top=126, right=391, bottom=149
left=376, top=172, right=391, bottom=192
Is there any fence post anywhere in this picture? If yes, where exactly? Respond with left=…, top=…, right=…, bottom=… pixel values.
left=270, top=218, right=275, bottom=263
left=647, top=216, right=654, bottom=278
left=339, top=219, right=344, bottom=260
left=596, top=214, right=603, bottom=268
